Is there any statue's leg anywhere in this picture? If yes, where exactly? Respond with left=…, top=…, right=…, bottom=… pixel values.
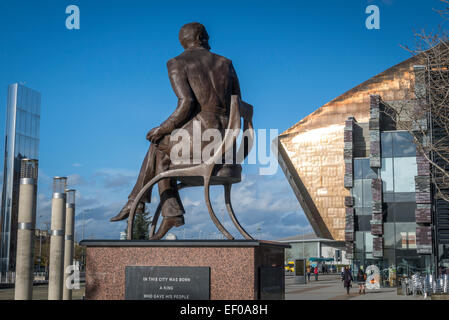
left=111, top=146, right=154, bottom=222
left=147, top=148, right=185, bottom=240
left=156, top=148, right=185, bottom=218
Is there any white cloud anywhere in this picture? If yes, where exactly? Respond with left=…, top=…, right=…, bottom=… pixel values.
left=35, top=165, right=312, bottom=241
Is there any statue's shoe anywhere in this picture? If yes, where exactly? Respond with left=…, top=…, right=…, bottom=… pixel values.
left=110, top=200, right=143, bottom=222
left=148, top=216, right=184, bottom=240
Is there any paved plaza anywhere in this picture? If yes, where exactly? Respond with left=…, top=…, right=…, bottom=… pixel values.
left=0, top=275, right=432, bottom=300
left=285, top=274, right=427, bottom=300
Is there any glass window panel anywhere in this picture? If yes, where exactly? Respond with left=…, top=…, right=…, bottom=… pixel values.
left=362, top=158, right=378, bottom=179
left=393, top=131, right=416, bottom=157
left=19, top=110, right=25, bottom=134
left=356, top=215, right=371, bottom=231
left=355, top=231, right=365, bottom=253
left=362, top=179, right=372, bottom=207
left=392, top=193, right=416, bottom=202
left=354, top=159, right=364, bottom=179
left=35, top=141, right=39, bottom=157
left=383, top=193, right=394, bottom=202
left=355, top=207, right=371, bottom=216
left=381, top=132, right=393, bottom=158
left=36, top=118, right=40, bottom=137
left=30, top=116, right=35, bottom=138
left=408, top=232, right=417, bottom=249
left=21, top=110, right=25, bottom=134
left=394, top=202, right=416, bottom=222
left=17, top=87, right=23, bottom=107
left=15, top=134, right=21, bottom=157
left=393, top=157, right=417, bottom=193
left=32, top=92, right=38, bottom=114
left=34, top=116, right=39, bottom=137
left=380, top=158, right=394, bottom=192
left=24, top=136, right=30, bottom=157
left=353, top=180, right=363, bottom=207
left=384, top=223, right=395, bottom=248
left=26, top=112, right=32, bottom=136
left=365, top=232, right=374, bottom=253
left=385, top=203, right=394, bottom=222
left=23, top=87, right=28, bottom=110
left=395, top=222, right=417, bottom=250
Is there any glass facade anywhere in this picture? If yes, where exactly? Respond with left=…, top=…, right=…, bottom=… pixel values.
left=351, top=131, right=432, bottom=287
left=0, top=84, right=41, bottom=273
left=287, top=242, right=320, bottom=260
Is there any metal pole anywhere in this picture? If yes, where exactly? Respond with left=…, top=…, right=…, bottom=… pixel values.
left=48, top=177, right=67, bottom=300
left=63, top=189, right=75, bottom=300
left=14, top=159, right=38, bottom=300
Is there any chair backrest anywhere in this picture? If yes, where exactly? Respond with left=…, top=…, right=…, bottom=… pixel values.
left=206, top=95, right=254, bottom=166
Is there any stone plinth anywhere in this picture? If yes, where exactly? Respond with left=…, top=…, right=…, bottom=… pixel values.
left=80, top=240, right=289, bottom=300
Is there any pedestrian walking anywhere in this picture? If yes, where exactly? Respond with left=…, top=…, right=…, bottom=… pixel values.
left=343, top=266, right=353, bottom=295
left=306, top=266, right=311, bottom=282
left=356, top=268, right=366, bottom=294
left=314, top=265, right=319, bottom=281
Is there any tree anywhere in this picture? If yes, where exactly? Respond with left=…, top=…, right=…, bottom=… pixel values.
left=382, top=1, right=449, bottom=202
left=124, top=203, right=152, bottom=239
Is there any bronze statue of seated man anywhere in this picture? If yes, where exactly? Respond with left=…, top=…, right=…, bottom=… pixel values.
left=110, top=22, right=242, bottom=240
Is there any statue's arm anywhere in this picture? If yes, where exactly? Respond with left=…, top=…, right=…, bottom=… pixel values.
left=159, top=58, right=195, bottom=134
left=230, top=62, right=241, bottom=98
left=147, top=58, right=195, bottom=143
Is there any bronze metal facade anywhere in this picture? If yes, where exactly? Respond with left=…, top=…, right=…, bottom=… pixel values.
left=278, top=57, right=420, bottom=241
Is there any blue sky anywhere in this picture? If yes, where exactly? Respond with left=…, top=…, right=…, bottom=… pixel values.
left=0, top=0, right=445, bottom=240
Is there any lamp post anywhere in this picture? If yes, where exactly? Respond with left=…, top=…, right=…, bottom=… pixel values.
left=14, top=159, right=38, bottom=300
left=38, top=217, right=43, bottom=272
left=48, top=176, right=67, bottom=300
left=63, top=189, right=75, bottom=300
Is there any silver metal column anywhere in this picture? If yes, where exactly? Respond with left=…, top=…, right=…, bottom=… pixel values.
left=48, top=177, right=67, bottom=300
left=63, top=189, right=75, bottom=300
left=14, top=159, right=38, bottom=300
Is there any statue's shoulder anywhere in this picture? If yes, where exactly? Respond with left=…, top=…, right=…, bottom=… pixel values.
left=209, top=51, right=232, bottom=64
left=167, top=50, right=232, bottom=71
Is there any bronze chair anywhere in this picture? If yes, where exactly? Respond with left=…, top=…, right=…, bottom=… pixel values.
left=126, top=95, right=255, bottom=240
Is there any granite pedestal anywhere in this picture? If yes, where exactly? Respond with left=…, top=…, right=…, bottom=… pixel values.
left=80, top=240, right=289, bottom=300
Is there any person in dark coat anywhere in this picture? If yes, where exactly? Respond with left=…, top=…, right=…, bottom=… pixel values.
left=343, top=266, right=353, bottom=295
left=356, top=268, right=366, bottom=294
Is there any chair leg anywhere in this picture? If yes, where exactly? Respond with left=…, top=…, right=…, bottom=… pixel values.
left=149, top=200, right=163, bottom=238
left=204, top=177, right=234, bottom=240
left=224, top=184, right=253, bottom=240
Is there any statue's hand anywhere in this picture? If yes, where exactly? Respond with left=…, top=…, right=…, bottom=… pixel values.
left=146, top=127, right=164, bottom=143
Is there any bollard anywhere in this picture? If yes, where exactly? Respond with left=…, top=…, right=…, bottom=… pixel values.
left=14, top=159, right=38, bottom=300
left=63, top=189, right=75, bottom=300
left=48, top=177, right=67, bottom=300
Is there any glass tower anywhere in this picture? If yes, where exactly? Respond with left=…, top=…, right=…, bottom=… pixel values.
left=0, top=83, right=41, bottom=274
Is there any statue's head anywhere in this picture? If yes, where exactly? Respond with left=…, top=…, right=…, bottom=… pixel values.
left=179, top=22, right=210, bottom=50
